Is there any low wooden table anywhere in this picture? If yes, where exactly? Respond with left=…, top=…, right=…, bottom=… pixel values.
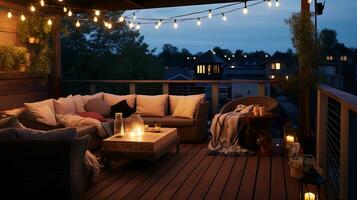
left=100, top=128, right=180, bottom=168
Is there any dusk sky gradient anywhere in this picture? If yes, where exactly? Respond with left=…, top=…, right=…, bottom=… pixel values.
left=132, top=0, right=357, bottom=54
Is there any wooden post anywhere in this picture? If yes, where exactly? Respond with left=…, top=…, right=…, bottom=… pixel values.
left=301, top=0, right=310, bottom=13
left=340, top=104, right=350, bottom=200
left=211, top=83, right=219, bottom=115
left=52, top=15, right=62, bottom=98
left=129, top=83, right=136, bottom=94
left=258, top=82, right=265, bottom=96
left=89, top=84, right=96, bottom=95
left=163, top=83, right=169, bottom=94
left=316, top=89, right=327, bottom=168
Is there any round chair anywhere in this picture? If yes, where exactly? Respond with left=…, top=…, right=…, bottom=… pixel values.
left=219, top=96, right=279, bottom=114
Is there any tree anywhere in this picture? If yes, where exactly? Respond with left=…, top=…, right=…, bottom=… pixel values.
left=319, top=29, right=337, bottom=53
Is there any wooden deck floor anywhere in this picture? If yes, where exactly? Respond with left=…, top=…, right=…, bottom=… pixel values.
left=84, top=142, right=304, bottom=200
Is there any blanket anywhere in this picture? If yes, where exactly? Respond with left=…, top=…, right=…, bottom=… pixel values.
left=56, top=114, right=108, bottom=137
left=84, top=150, right=101, bottom=179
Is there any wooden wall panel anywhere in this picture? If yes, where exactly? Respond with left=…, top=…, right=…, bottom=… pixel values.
left=0, top=10, right=19, bottom=46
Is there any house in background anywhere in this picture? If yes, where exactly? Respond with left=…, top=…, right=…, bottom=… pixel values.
left=194, top=50, right=224, bottom=80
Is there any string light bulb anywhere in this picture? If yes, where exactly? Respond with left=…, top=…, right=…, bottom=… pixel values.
left=275, top=0, right=280, bottom=7
left=135, top=23, right=141, bottom=30
left=95, top=10, right=100, bottom=16
left=157, top=19, right=162, bottom=27
left=222, top=13, right=227, bottom=21
left=47, top=19, right=52, bottom=26
left=208, top=10, right=212, bottom=18
left=68, top=10, right=72, bottom=16
left=75, top=20, right=80, bottom=27
left=20, top=14, right=26, bottom=21
left=196, top=18, right=201, bottom=26
left=7, top=11, right=12, bottom=18
left=58, top=0, right=63, bottom=2
left=267, top=0, right=272, bottom=7
left=308, top=0, right=312, bottom=3
left=40, top=0, right=45, bottom=7
left=173, top=19, right=178, bottom=29
left=155, top=22, right=159, bottom=29
left=243, top=2, right=248, bottom=15
left=30, top=4, right=36, bottom=12
left=93, top=16, right=98, bottom=22
left=63, top=7, right=67, bottom=12
left=107, top=23, right=112, bottom=29
left=128, top=21, right=134, bottom=29
left=133, top=13, right=137, bottom=20
left=119, top=16, right=125, bottom=22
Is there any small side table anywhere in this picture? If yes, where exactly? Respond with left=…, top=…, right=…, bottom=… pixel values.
left=297, top=174, right=326, bottom=200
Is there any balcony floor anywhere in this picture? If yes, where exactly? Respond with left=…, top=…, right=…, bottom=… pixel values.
left=85, top=141, right=305, bottom=200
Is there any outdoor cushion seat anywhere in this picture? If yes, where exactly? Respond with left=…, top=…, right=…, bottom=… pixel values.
left=141, top=116, right=196, bottom=127
left=75, top=125, right=97, bottom=137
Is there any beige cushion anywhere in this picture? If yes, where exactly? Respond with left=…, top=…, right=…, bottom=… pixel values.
left=172, top=95, right=202, bottom=119
left=142, top=116, right=195, bottom=127
left=169, top=94, right=205, bottom=115
left=24, top=99, right=55, bottom=114
left=81, top=92, right=104, bottom=105
left=136, top=95, right=168, bottom=117
left=85, top=97, right=111, bottom=117
left=54, top=95, right=76, bottom=115
left=27, top=104, right=57, bottom=126
left=72, top=95, right=85, bottom=113
left=103, top=93, right=136, bottom=108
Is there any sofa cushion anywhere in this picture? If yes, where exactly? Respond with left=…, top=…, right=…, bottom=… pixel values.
left=75, top=125, right=97, bottom=138
left=77, top=112, right=105, bottom=122
left=25, top=104, right=58, bottom=126
left=54, top=95, right=76, bottom=115
left=136, top=95, right=168, bottom=117
left=24, top=99, right=55, bottom=114
left=85, top=97, right=111, bottom=117
left=141, top=116, right=195, bottom=127
left=81, top=92, right=104, bottom=105
left=15, top=127, right=77, bottom=140
left=172, top=95, right=202, bottom=119
left=169, top=94, right=205, bottom=115
left=0, top=128, right=17, bottom=139
left=103, top=93, right=136, bottom=108
left=72, top=95, right=86, bottom=113
left=110, top=100, right=135, bottom=118
left=0, top=116, right=24, bottom=129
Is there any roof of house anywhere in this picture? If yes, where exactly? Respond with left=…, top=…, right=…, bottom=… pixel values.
left=196, top=50, right=225, bottom=64
left=164, top=67, right=194, bottom=80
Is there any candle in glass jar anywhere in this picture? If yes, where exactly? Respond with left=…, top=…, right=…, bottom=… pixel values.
left=253, top=106, right=259, bottom=116
left=259, top=106, right=265, bottom=116
left=304, top=192, right=315, bottom=200
left=286, top=135, right=295, bottom=143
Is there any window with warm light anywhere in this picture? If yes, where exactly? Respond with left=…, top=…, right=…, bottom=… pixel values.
left=326, top=56, right=333, bottom=61
left=275, top=63, right=281, bottom=70
left=340, top=56, right=347, bottom=61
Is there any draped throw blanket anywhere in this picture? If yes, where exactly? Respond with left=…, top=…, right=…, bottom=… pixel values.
left=56, top=114, right=108, bottom=137
left=208, top=104, right=254, bottom=155
left=84, top=150, right=101, bottom=179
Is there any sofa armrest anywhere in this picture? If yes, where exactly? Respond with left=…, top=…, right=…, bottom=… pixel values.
left=195, top=101, right=209, bottom=120
left=18, top=114, right=65, bottom=131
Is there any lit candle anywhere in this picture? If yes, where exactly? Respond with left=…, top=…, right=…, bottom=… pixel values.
left=304, top=192, right=315, bottom=200
left=286, top=135, right=295, bottom=143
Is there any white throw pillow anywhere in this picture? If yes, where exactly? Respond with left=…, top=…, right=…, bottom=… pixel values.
left=103, top=93, right=136, bottom=108
left=81, top=92, right=104, bottom=105
left=24, top=99, right=55, bottom=114
left=136, top=95, right=168, bottom=117
left=54, top=95, right=76, bottom=115
left=172, top=96, right=202, bottom=119
left=169, top=94, right=205, bottom=115
left=27, top=104, right=57, bottom=126
left=72, top=95, right=85, bottom=113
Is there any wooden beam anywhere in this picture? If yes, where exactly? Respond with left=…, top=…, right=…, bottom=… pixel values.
left=340, top=104, right=349, bottom=200
left=52, top=15, right=62, bottom=98
left=301, top=0, right=310, bottom=13
left=316, top=89, right=327, bottom=168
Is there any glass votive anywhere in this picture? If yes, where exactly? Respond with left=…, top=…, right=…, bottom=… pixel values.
left=253, top=106, right=260, bottom=116
left=259, top=106, right=265, bottom=116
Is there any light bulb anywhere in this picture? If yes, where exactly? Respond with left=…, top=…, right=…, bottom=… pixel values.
left=155, top=22, right=159, bottom=29
left=308, top=0, right=312, bottom=4
left=119, top=16, right=125, bottom=22
left=7, top=11, right=12, bottom=18
left=157, top=19, right=162, bottom=27
left=75, top=20, right=80, bottom=27
left=95, top=10, right=100, bottom=16
left=173, top=20, right=178, bottom=29
left=128, top=22, right=134, bottom=29
left=68, top=10, right=72, bottom=16
left=63, top=7, right=67, bottom=12
left=208, top=10, right=212, bottom=18
left=133, top=13, right=137, bottom=20
left=47, top=19, right=52, bottom=26
left=196, top=18, right=201, bottom=26
left=30, top=5, right=36, bottom=12
left=93, top=16, right=98, bottom=22
left=275, top=0, right=280, bottom=7
left=40, top=0, right=45, bottom=7
left=58, top=0, right=63, bottom=2
left=20, top=14, right=26, bottom=21
left=222, top=13, right=227, bottom=21
left=268, top=0, right=272, bottom=7
left=107, top=23, right=112, bottom=29
left=135, top=23, right=140, bottom=30
left=243, top=2, right=248, bottom=15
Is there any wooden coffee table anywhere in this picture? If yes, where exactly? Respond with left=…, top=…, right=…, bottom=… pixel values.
left=100, top=128, right=180, bottom=167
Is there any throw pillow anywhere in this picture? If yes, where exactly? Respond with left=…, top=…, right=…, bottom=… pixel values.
left=110, top=100, right=135, bottom=118
left=54, top=95, right=76, bottom=115
left=240, top=105, right=254, bottom=113
left=72, top=95, right=86, bottom=113
left=81, top=92, right=104, bottom=105
left=26, top=104, right=58, bottom=126
left=169, top=94, right=205, bottom=115
left=16, top=127, right=77, bottom=140
left=136, top=94, right=168, bottom=117
left=234, top=104, right=247, bottom=112
left=0, top=116, right=24, bottom=129
left=77, top=112, right=105, bottom=122
left=24, top=99, right=55, bottom=114
left=172, top=95, right=202, bottom=119
left=103, top=93, right=136, bottom=108
left=85, top=97, right=111, bottom=117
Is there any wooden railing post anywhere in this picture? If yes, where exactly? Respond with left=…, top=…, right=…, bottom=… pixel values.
left=340, top=103, right=350, bottom=200
left=89, top=83, right=96, bottom=94
left=316, top=89, right=328, bottom=168
left=258, top=82, right=265, bottom=96
left=211, top=83, right=219, bottom=115
left=163, top=83, right=169, bottom=94
left=129, top=83, right=136, bottom=94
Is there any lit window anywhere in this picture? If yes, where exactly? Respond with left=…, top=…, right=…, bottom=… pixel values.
left=340, top=56, right=347, bottom=62
left=326, top=56, right=333, bottom=61
left=275, top=63, right=281, bottom=70
left=271, top=63, right=275, bottom=70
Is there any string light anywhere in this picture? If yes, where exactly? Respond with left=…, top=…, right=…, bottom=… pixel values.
left=107, top=23, right=112, bottom=29
left=7, top=11, right=12, bottom=18
left=40, top=0, right=45, bottom=7
left=155, top=22, right=159, bottom=29
left=58, top=0, right=63, bottom=2
left=135, top=23, right=141, bottom=30
left=267, top=0, right=272, bottom=7
left=157, top=19, right=162, bottom=27
left=30, top=4, right=36, bottom=12
left=128, top=21, right=134, bottom=29
left=63, top=7, right=68, bottom=12
left=208, top=10, right=212, bottom=18
left=196, top=17, right=201, bottom=26
left=133, top=13, right=137, bottom=20
left=308, top=0, right=312, bottom=3
left=173, top=19, right=178, bottom=29
left=94, top=10, right=100, bottom=16
left=243, top=2, right=248, bottom=15
left=75, top=20, right=80, bottom=27
left=93, top=16, right=98, bottom=22
left=275, top=0, right=280, bottom=7
left=119, top=16, right=125, bottom=22
left=68, top=10, right=72, bottom=16
left=221, top=13, right=227, bottom=21
left=47, top=19, right=52, bottom=26
left=20, top=14, right=26, bottom=21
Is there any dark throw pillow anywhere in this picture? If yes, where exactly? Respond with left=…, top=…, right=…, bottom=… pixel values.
left=0, top=116, right=24, bottom=129
left=85, top=97, right=111, bottom=117
left=111, top=100, right=135, bottom=118
left=16, top=127, right=77, bottom=140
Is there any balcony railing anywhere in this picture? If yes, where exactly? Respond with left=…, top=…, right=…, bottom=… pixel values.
left=316, top=85, right=357, bottom=200
left=62, top=80, right=268, bottom=115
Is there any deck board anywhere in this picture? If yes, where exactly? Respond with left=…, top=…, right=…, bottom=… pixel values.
left=84, top=143, right=309, bottom=200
